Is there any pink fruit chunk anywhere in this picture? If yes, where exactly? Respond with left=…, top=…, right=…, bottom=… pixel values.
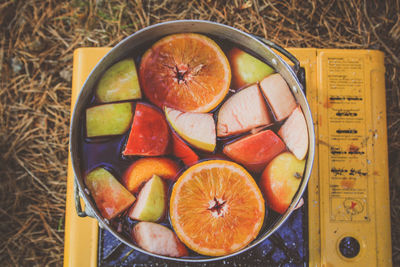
left=123, top=102, right=170, bottom=156
left=278, top=106, right=309, bottom=160
left=132, top=222, right=188, bottom=257
left=217, top=84, right=272, bottom=137
left=84, top=167, right=136, bottom=220
left=223, top=130, right=286, bottom=173
left=260, top=73, right=296, bottom=121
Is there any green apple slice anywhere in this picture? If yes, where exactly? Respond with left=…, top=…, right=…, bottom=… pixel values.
left=164, top=106, right=216, bottom=152
left=86, top=102, right=133, bottom=138
left=85, top=167, right=136, bottom=220
left=228, top=47, right=275, bottom=89
left=128, top=175, right=166, bottom=222
left=96, top=58, right=142, bottom=103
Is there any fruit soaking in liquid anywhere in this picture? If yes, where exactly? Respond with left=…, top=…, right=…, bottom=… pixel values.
left=80, top=33, right=309, bottom=258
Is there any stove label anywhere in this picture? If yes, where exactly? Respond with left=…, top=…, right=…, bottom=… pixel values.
left=325, top=56, right=369, bottom=222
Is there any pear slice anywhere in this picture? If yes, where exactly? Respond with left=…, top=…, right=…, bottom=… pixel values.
left=86, top=102, right=133, bottom=138
left=164, top=106, right=216, bottom=153
left=96, top=58, right=141, bottom=103
left=128, top=175, right=166, bottom=222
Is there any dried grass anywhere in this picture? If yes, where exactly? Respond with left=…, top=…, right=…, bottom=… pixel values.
left=0, top=0, right=399, bottom=266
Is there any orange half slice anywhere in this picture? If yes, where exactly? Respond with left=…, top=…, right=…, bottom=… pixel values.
left=139, top=33, right=231, bottom=112
left=170, top=160, right=265, bottom=256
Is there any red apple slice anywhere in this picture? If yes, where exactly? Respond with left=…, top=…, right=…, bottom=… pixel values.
left=165, top=106, right=216, bottom=153
left=259, top=73, right=297, bottom=121
left=217, top=84, right=272, bottom=137
left=260, top=152, right=306, bottom=214
left=278, top=106, right=308, bottom=160
left=123, top=102, right=169, bottom=156
left=223, top=130, right=286, bottom=173
left=85, top=167, right=136, bottom=220
left=171, top=131, right=199, bottom=166
left=133, top=222, right=188, bottom=257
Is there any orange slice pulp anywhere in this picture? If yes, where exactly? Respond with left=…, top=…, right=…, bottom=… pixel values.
left=170, top=160, right=265, bottom=256
left=139, top=33, right=231, bottom=112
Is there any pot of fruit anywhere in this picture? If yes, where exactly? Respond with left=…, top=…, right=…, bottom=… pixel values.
left=70, top=20, right=315, bottom=262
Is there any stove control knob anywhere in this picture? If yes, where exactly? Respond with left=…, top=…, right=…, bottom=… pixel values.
left=338, top=236, right=360, bottom=259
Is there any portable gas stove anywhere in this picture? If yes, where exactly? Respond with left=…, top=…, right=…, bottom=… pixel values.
left=63, top=47, right=392, bottom=266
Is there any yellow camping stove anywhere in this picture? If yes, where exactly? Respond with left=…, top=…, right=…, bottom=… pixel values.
left=64, top=48, right=392, bottom=267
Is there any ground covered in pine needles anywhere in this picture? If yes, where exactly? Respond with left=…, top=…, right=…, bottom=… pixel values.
left=1, top=0, right=399, bottom=266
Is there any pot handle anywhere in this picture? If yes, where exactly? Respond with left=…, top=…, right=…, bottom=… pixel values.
left=74, top=177, right=88, bottom=217
left=252, top=36, right=306, bottom=89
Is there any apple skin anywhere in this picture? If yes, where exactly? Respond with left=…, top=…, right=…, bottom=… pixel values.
left=223, top=129, right=286, bottom=173
left=96, top=58, right=142, bottom=103
left=86, top=102, right=133, bottom=138
left=165, top=106, right=216, bottom=153
left=278, top=106, right=308, bottom=160
left=123, top=102, right=170, bottom=156
left=228, top=47, right=275, bottom=89
left=122, top=157, right=180, bottom=194
left=259, top=152, right=305, bottom=214
left=132, top=222, right=188, bottom=257
left=128, top=175, right=166, bottom=222
left=171, top=131, right=199, bottom=166
left=84, top=167, right=136, bottom=220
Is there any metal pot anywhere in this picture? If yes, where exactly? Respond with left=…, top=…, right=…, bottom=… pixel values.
left=70, top=20, right=315, bottom=262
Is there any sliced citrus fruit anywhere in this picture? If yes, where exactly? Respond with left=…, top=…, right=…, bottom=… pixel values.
left=170, top=160, right=265, bottom=256
left=139, top=33, right=231, bottom=112
left=123, top=157, right=180, bottom=193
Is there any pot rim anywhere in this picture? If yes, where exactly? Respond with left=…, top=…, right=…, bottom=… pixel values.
left=69, top=19, right=315, bottom=262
